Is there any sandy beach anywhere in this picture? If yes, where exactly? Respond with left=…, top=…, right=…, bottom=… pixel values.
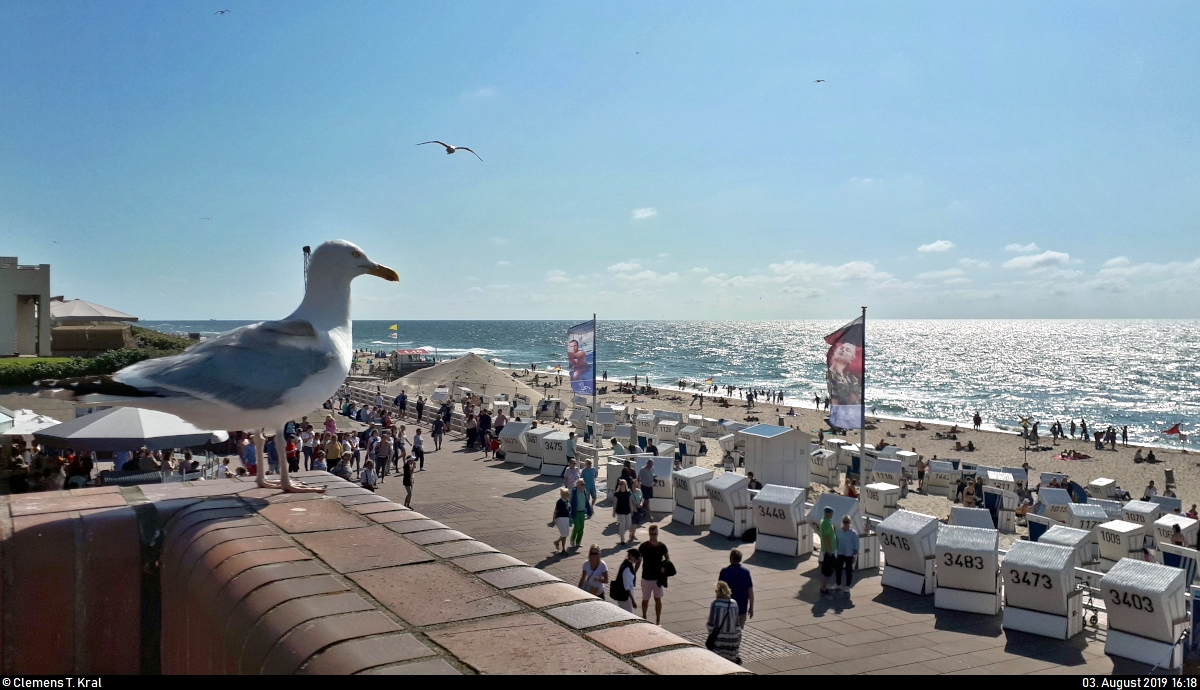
left=491, top=369, right=1196, bottom=546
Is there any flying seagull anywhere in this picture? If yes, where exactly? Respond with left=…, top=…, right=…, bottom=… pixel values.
left=215, top=9, right=230, bottom=14
left=416, top=141, right=483, bottom=161
left=814, top=79, right=825, bottom=83
left=39, top=240, right=400, bottom=493
left=200, top=217, right=211, bottom=220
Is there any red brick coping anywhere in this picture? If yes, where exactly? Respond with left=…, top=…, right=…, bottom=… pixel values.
left=0, top=472, right=746, bottom=675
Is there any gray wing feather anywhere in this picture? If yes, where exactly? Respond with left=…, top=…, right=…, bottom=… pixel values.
left=115, top=319, right=336, bottom=410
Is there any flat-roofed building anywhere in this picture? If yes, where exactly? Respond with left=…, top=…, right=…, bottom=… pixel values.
left=0, top=257, right=52, bottom=357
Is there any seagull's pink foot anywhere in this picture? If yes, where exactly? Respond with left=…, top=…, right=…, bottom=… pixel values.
left=280, top=477, right=326, bottom=494
left=256, top=475, right=282, bottom=489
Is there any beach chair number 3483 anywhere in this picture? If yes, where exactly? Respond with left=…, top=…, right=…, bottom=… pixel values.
left=943, top=553, right=985, bottom=569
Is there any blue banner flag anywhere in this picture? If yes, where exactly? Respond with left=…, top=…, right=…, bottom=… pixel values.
left=567, top=320, right=596, bottom=396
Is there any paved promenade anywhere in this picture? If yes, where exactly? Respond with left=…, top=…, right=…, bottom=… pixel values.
left=368, top=440, right=1164, bottom=675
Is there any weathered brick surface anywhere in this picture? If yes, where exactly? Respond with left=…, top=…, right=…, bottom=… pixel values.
left=3, top=470, right=738, bottom=675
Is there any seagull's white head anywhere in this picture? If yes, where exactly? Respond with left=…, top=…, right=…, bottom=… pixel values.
left=309, top=240, right=400, bottom=284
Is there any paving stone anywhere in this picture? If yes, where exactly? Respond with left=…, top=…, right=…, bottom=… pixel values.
left=325, top=486, right=374, bottom=497
left=361, top=659, right=462, bottom=675
left=478, top=567, right=561, bottom=589
left=294, top=526, right=433, bottom=573
left=635, top=646, right=747, bottom=675
left=545, top=600, right=642, bottom=629
left=336, top=494, right=392, bottom=506
left=424, top=540, right=498, bottom=559
left=348, top=563, right=521, bottom=626
left=352, top=502, right=411, bottom=515
left=257, top=499, right=366, bottom=533
left=586, top=623, right=694, bottom=655
left=368, top=510, right=428, bottom=524
left=405, top=529, right=472, bottom=546
left=300, top=633, right=434, bottom=675
left=384, top=518, right=448, bottom=534
left=509, top=582, right=597, bottom=608
left=10, top=493, right=128, bottom=516
left=451, top=552, right=526, bottom=572
left=428, top=613, right=639, bottom=675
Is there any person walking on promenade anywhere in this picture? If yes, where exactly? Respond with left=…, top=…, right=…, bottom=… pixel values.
left=566, top=431, right=577, bottom=466
left=431, top=416, right=444, bottom=454
left=582, top=459, right=598, bottom=516
left=835, top=515, right=860, bottom=592
left=613, top=479, right=634, bottom=544
left=361, top=460, right=378, bottom=492
left=569, top=478, right=589, bottom=548
left=611, top=549, right=641, bottom=612
left=638, top=458, right=657, bottom=520
left=564, top=458, right=581, bottom=491
left=718, top=549, right=754, bottom=627
left=818, top=506, right=838, bottom=595
left=411, top=428, right=425, bottom=469
left=707, top=581, right=742, bottom=664
left=402, top=454, right=415, bottom=508
left=415, top=396, right=425, bottom=423
left=552, top=488, right=571, bottom=554
left=578, top=544, right=610, bottom=599
left=639, top=525, right=669, bottom=624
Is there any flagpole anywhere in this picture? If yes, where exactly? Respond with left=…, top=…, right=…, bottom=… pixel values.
left=592, top=313, right=600, bottom=448
left=860, top=306, right=867, bottom=455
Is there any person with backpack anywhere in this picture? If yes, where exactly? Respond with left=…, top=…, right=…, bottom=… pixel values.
left=430, top=417, right=444, bottom=456
left=610, top=549, right=642, bottom=612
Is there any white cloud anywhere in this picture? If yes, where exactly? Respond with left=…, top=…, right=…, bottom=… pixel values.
left=1003, top=250, right=1070, bottom=270
left=465, top=88, right=496, bottom=98
left=1005, top=242, right=1040, bottom=253
left=495, top=261, right=510, bottom=266
left=658, top=253, right=671, bottom=259
left=545, top=270, right=570, bottom=284
left=632, top=207, right=657, bottom=220
left=626, top=270, right=679, bottom=285
left=1105, top=257, right=1130, bottom=268
left=917, top=240, right=954, bottom=253
left=917, top=268, right=966, bottom=281
left=959, top=258, right=990, bottom=268
left=489, top=236, right=508, bottom=245
left=607, top=262, right=641, bottom=273
left=689, top=267, right=710, bottom=275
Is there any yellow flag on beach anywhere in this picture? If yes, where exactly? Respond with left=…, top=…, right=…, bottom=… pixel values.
left=388, top=324, right=398, bottom=331
left=705, top=377, right=713, bottom=384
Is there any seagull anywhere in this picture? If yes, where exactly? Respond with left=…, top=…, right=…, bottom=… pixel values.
left=416, top=141, right=482, bottom=161
left=200, top=217, right=211, bottom=220
left=215, top=9, right=230, bottom=14
left=38, top=240, right=399, bottom=493
left=814, top=79, right=825, bottom=83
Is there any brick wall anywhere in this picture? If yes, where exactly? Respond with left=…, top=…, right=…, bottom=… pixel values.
left=0, top=473, right=746, bottom=675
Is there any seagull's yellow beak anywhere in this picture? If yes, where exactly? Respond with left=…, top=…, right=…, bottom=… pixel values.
left=367, top=263, right=400, bottom=282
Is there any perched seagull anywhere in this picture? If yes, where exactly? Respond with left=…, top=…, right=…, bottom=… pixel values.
left=814, top=79, right=825, bottom=83
left=215, top=9, right=230, bottom=14
left=38, top=240, right=399, bottom=493
left=416, top=141, right=483, bottom=161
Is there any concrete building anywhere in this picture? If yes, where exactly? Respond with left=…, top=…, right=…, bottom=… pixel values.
left=0, top=257, right=52, bottom=357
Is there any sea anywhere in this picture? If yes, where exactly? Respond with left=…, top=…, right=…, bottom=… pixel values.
left=139, top=320, right=1200, bottom=448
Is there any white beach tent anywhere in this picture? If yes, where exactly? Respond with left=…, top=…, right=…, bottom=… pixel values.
left=1, top=409, right=62, bottom=440
left=384, top=352, right=544, bottom=405
left=49, top=298, right=138, bottom=323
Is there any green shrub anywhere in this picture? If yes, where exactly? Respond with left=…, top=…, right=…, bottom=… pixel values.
left=131, top=325, right=194, bottom=351
left=0, top=348, right=152, bottom=387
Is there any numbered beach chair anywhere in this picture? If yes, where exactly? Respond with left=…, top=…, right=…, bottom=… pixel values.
left=1156, top=543, right=1200, bottom=588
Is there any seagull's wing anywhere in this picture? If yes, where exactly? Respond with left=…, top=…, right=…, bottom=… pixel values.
left=457, top=147, right=483, bottom=161
left=416, top=141, right=451, bottom=149
left=105, top=319, right=337, bottom=410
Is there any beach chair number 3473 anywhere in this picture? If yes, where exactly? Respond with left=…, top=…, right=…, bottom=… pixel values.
left=1008, top=570, right=1052, bottom=589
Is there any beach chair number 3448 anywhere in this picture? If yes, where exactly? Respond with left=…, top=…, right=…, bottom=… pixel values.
left=757, top=506, right=786, bottom=520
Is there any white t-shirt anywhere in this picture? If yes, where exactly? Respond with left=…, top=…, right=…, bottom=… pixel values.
left=301, top=431, right=313, bottom=449
left=621, top=563, right=636, bottom=593
left=581, top=560, right=609, bottom=596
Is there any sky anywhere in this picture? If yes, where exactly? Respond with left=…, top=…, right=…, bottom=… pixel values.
left=2, top=1, right=1199, bottom=320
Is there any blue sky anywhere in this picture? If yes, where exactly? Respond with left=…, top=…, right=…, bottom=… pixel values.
left=3, top=2, right=1198, bottom=320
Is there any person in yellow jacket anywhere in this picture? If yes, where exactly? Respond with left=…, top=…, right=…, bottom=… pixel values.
left=818, top=507, right=838, bottom=595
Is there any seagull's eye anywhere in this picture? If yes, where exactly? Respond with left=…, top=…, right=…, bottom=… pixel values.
left=352, top=251, right=362, bottom=258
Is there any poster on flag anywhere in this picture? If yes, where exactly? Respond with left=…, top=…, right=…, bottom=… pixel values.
left=567, top=320, right=596, bottom=395
left=824, top=316, right=864, bottom=430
